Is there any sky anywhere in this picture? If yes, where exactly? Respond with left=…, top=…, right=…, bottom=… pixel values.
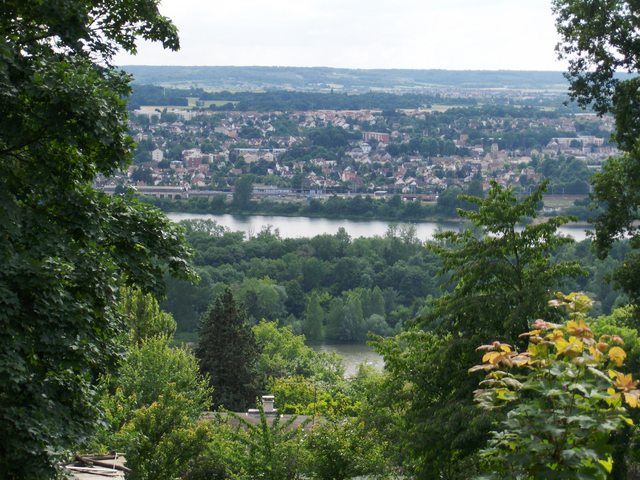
left=115, top=0, right=566, bottom=71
